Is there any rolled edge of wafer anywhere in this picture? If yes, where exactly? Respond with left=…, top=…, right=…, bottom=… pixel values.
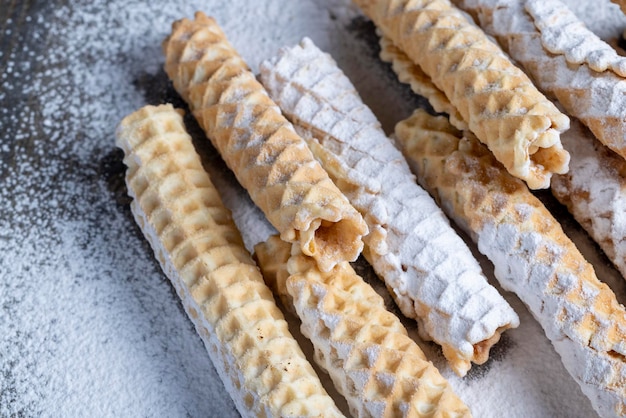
left=525, top=0, right=626, bottom=77
left=162, top=12, right=368, bottom=272
left=115, top=103, right=345, bottom=418
left=378, top=33, right=468, bottom=132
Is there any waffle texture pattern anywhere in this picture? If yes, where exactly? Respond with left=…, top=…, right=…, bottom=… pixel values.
left=255, top=235, right=473, bottom=418
left=162, top=12, right=367, bottom=272
left=259, top=37, right=518, bottom=377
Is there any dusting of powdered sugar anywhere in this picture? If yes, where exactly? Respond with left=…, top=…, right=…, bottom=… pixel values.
left=562, top=0, right=626, bottom=40
left=0, top=0, right=613, bottom=416
left=551, top=120, right=626, bottom=279
left=526, top=0, right=626, bottom=76
left=0, top=0, right=411, bottom=416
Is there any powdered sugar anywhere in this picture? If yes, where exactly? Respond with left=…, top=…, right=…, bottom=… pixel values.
left=564, top=0, right=626, bottom=40
left=551, top=120, right=626, bottom=280
left=526, top=0, right=626, bottom=77
left=477, top=216, right=626, bottom=418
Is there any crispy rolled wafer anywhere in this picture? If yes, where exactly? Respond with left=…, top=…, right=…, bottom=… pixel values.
left=352, top=0, right=570, bottom=189
left=551, top=120, right=626, bottom=282
left=115, top=104, right=344, bottom=418
left=395, top=109, right=626, bottom=418
left=451, top=0, right=626, bottom=162
left=259, top=38, right=518, bottom=377
left=162, top=12, right=367, bottom=272
left=255, top=235, right=473, bottom=418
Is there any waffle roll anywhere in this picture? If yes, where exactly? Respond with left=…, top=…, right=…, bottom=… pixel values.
left=551, top=120, right=626, bottom=282
left=451, top=0, right=626, bottom=162
left=259, top=38, right=518, bottom=377
left=115, top=104, right=344, bottom=418
left=255, top=235, right=473, bottom=418
left=162, top=12, right=367, bottom=272
left=395, top=109, right=626, bottom=418
left=351, top=0, right=570, bottom=189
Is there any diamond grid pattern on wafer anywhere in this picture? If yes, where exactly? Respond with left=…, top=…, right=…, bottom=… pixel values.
left=395, top=109, right=626, bottom=418
left=451, top=0, right=626, bottom=163
left=115, top=104, right=345, bottom=418
left=352, top=0, right=570, bottom=189
left=255, top=235, right=473, bottom=418
left=259, top=37, right=518, bottom=377
left=162, top=12, right=367, bottom=272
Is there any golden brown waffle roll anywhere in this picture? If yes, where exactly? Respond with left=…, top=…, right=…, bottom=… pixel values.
left=551, top=120, right=626, bottom=282
left=255, top=235, right=473, bottom=418
left=351, top=0, right=570, bottom=189
left=115, top=104, right=344, bottom=418
left=395, top=109, right=626, bottom=418
left=259, top=37, right=518, bottom=377
left=162, top=12, right=367, bottom=272
left=452, top=0, right=626, bottom=163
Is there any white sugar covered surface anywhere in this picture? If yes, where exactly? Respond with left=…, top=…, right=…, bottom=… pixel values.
left=1, top=0, right=625, bottom=417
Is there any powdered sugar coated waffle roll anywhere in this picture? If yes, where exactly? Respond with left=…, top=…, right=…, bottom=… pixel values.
left=259, top=38, right=518, bottom=377
left=395, top=109, right=626, bottom=418
left=352, top=0, right=570, bottom=189
left=451, top=0, right=626, bottom=163
left=162, top=12, right=367, bottom=272
left=551, top=119, right=626, bottom=282
left=255, top=235, right=473, bottom=418
left=115, top=104, right=344, bottom=418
